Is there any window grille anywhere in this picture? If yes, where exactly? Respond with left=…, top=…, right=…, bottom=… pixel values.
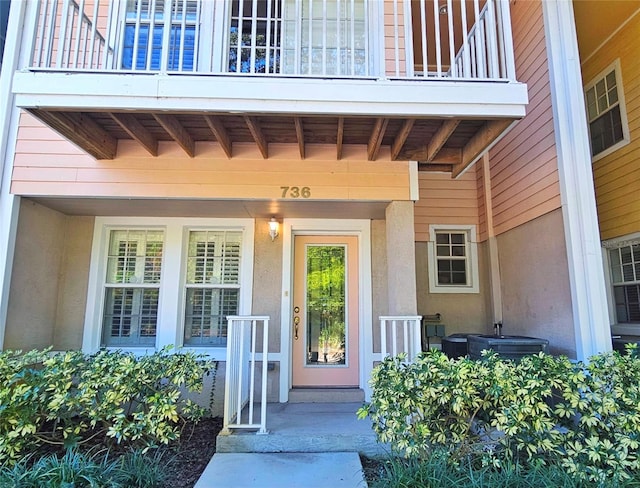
left=609, top=244, right=640, bottom=323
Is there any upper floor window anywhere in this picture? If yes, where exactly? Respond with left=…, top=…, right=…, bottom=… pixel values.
left=584, top=60, right=629, bottom=160
left=609, top=243, right=640, bottom=324
left=427, top=225, right=479, bottom=294
left=121, top=0, right=199, bottom=71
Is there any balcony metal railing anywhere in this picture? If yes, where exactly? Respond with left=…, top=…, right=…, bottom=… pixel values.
left=222, top=315, right=269, bottom=435
left=379, top=315, right=423, bottom=361
left=28, top=0, right=516, bottom=81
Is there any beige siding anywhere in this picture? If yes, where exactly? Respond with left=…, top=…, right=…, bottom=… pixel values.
left=487, top=0, right=561, bottom=237
left=12, top=114, right=413, bottom=202
left=414, top=167, right=479, bottom=242
left=580, top=13, right=640, bottom=241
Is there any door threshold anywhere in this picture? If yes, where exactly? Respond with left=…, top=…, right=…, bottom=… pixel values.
left=288, top=387, right=364, bottom=403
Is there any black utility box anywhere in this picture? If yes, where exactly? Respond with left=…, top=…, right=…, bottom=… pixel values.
left=467, top=334, right=548, bottom=361
left=442, top=333, right=472, bottom=358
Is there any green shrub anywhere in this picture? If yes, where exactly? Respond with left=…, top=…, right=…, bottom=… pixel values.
left=0, top=448, right=167, bottom=488
left=0, top=348, right=215, bottom=463
left=358, top=347, right=640, bottom=484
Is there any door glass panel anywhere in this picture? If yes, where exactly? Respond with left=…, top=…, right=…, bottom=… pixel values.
left=306, top=245, right=346, bottom=366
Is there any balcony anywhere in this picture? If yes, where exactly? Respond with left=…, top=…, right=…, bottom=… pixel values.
left=12, top=0, right=527, bottom=175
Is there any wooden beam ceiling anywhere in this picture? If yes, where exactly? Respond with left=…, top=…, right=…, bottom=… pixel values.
left=452, top=119, right=513, bottom=178
left=244, top=116, right=268, bottom=159
left=204, top=115, right=233, bottom=158
left=110, top=113, right=158, bottom=156
left=26, top=108, right=518, bottom=176
left=153, top=114, right=195, bottom=157
left=367, top=118, right=389, bottom=161
left=294, top=117, right=305, bottom=159
left=28, top=109, right=117, bottom=160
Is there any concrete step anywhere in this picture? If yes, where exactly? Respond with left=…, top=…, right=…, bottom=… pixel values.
left=194, top=452, right=367, bottom=488
left=288, top=388, right=365, bottom=403
left=216, top=403, right=387, bottom=458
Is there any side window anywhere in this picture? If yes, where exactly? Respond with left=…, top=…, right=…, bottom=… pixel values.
left=428, top=225, right=479, bottom=293
left=102, top=229, right=164, bottom=347
left=584, top=60, right=629, bottom=159
left=183, top=230, right=242, bottom=346
left=609, top=244, right=640, bottom=324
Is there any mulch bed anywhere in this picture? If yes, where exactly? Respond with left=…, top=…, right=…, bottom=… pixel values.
left=159, top=417, right=223, bottom=488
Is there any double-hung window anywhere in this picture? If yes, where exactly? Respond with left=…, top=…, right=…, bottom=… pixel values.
left=427, top=225, right=479, bottom=293
left=184, top=231, right=242, bottom=346
left=102, top=229, right=163, bottom=347
left=86, top=218, right=254, bottom=355
left=608, top=243, right=640, bottom=324
left=584, top=60, right=629, bottom=160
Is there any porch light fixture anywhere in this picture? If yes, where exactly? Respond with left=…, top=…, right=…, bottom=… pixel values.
left=269, top=218, right=279, bottom=241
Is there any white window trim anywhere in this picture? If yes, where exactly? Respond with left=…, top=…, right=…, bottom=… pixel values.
left=584, top=59, right=630, bottom=162
left=603, top=231, right=640, bottom=335
left=82, top=217, right=254, bottom=359
left=427, top=224, right=479, bottom=294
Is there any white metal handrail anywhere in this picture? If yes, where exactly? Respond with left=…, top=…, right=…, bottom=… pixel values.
left=380, top=315, right=422, bottom=362
left=27, top=0, right=516, bottom=82
left=222, top=315, right=269, bottom=435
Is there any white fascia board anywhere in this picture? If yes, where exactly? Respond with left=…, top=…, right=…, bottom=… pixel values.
left=12, top=71, right=529, bottom=118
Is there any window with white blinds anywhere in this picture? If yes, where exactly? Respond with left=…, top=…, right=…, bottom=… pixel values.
left=184, top=231, right=242, bottom=346
left=121, top=0, right=200, bottom=71
left=89, top=219, right=253, bottom=353
left=102, top=229, right=164, bottom=346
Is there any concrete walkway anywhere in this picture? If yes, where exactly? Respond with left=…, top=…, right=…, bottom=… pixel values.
left=194, top=452, right=367, bottom=488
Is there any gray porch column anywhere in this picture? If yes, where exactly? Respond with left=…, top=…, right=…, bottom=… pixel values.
left=385, top=201, right=418, bottom=315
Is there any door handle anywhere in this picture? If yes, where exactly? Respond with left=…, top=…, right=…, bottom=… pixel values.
left=294, top=315, right=300, bottom=340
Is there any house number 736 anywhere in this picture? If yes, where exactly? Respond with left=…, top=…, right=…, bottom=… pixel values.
left=281, top=186, right=311, bottom=198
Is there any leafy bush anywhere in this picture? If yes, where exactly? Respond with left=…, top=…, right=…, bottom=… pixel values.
left=0, top=448, right=167, bottom=488
left=358, top=348, right=640, bottom=484
left=0, top=348, right=215, bottom=463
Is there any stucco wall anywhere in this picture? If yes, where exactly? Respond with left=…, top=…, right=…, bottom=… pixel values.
left=53, top=216, right=93, bottom=350
left=371, top=219, right=388, bottom=353
left=497, top=209, right=576, bottom=357
left=5, top=199, right=65, bottom=349
left=5, top=200, right=93, bottom=351
left=415, top=241, right=491, bottom=341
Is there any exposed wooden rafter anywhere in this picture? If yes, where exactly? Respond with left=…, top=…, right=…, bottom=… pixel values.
left=244, top=116, right=268, bottom=159
left=406, top=147, right=461, bottom=164
left=204, top=115, right=232, bottom=158
left=294, top=117, right=305, bottom=159
left=452, top=119, right=514, bottom=178
left=110, top=113, right=158, bottom=156
left=391, top=119, right=415, bottom=160
left=367, top=118, right=389, bottom=161
left=427, top=119, right=460, bottom=161
left=153, top=114, right=195, bottom=157
left=28, top=109, right=117, bottom=160
left=336, top=117, right=344, bottom=160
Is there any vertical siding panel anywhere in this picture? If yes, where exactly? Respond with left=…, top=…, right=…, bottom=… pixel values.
left=580, top=14, right=640, bottom=241
left=488, top=0, right=561, bottom=236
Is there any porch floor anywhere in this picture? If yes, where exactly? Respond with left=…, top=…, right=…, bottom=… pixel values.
left=216, top=402, right=388, bottom=458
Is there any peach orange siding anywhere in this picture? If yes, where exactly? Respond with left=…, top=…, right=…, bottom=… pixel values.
left=581, top=13, right=640, bottom=241
left=12, top=114, right=413, bottom=202
left=486, top=0, right=561, bottom=237
left=414, top=168, right=479, bottom=242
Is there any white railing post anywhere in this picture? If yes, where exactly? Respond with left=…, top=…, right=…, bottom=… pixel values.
left=222, top=316, right=270, bottom=435
left=379, top=316, right=422, bottom=362
left=496, top=0, right=516, bottom=81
